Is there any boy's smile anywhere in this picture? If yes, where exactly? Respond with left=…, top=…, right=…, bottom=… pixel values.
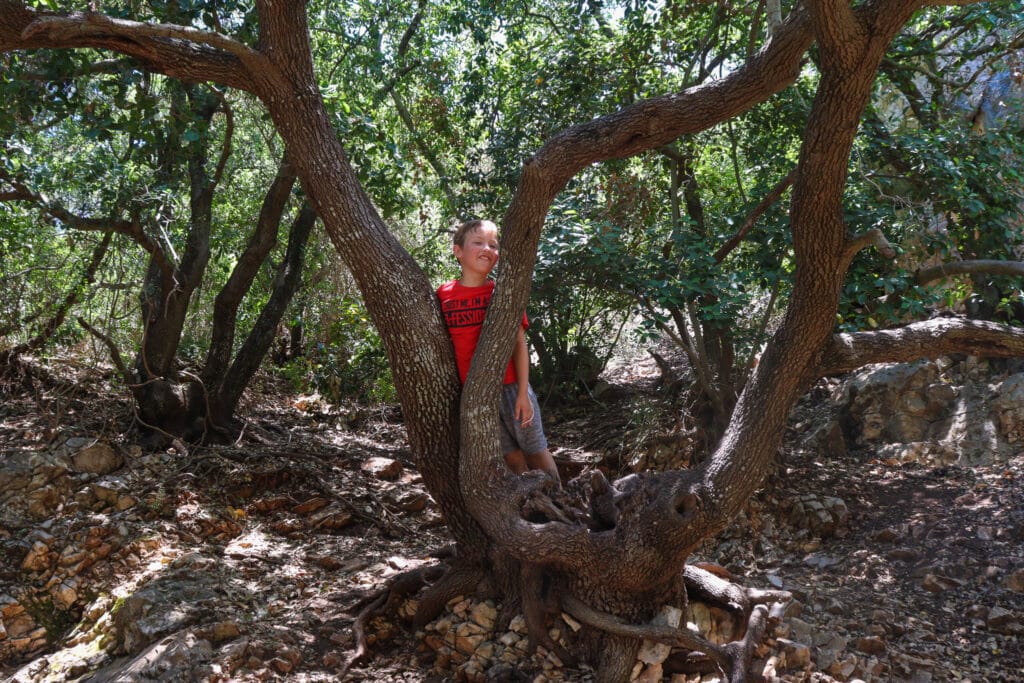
left=454, top=226, right=500, bottom=284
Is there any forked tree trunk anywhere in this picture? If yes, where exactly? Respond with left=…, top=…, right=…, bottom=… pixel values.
left=203, top=156, right=297, bottom=388
left=130, top=86, right=219, bottom=440
left=449, top=0, right=940, bottom=675
left=208, top=204, right=316, bottom=427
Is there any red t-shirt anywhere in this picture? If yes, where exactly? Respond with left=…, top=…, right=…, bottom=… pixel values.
left=436, top=279, right=527, bottom=385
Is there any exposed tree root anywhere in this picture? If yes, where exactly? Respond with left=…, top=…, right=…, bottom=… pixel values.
left=683, top=563, right=791, bottom=638
left=338, top=468, right=792, bottom=683
left=519, top=563, right=576, bottom=666
left=339, top=563, right=445, bottom=680
left=563, top=574, right=788, bottom=683
left=339, top=470, right=794, bottom=682
left=596, top=633, right=644, bottom=683
left=562, top=593, right=733, bottom=672
left=506, top=471, right=793, bottom=679
left=634, top=604, right=771, bottom=682
left=412, top=560, right=487, bottom=628
left=722, top=604, right=770, bottom=683
left=486, top=552, right=525, bottom=634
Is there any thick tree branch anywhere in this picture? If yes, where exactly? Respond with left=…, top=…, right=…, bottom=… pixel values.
left=175, top=87, right=221, bottom=290
left=916, top=260, right=1024, bottom=285
left=766, top=0, right=783, bottom=36
left=0, top=168, right=176, bottom=279
left=819, top=318, right=1024, bottom=376
left=255, top=0, right=315, bottom=85
left=396, top=0, right=426, bottom=58
left=462, top=11, right=820, bottom=540
left=806, top=0, right=866, bottom=71
left=218, top=204, right=316, bottom=417
left=0, top=2, right=260, bottom=91
left=462, top=0, right=930, bottom=568
left=203, top=155, right=295, bottom=386
left=0, top=188, right=33, bottom=201
left=695, top=0, right=925, bottom=534
left=21, top=11, right=254, bottom=61
left=843, top=227, right=897, bottom=262
left=526, top=6, right=814, bottom=186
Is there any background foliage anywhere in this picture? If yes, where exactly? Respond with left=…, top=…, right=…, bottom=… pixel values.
left=2, top=0, right=1022, bottom=429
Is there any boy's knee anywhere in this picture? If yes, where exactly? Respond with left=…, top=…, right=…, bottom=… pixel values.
left=525, top=449, right=560, bottom=484
left=504, top=450, right=527, bottom=474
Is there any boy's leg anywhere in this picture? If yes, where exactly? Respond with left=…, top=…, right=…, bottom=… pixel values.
left=525, top=449, right=560, bottom=484
left=504, top=449, right=528, bottom=474
left=499, top=383, right=558, bottom=482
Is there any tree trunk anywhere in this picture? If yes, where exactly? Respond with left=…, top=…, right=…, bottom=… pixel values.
left=203, top=156, right=296, bottom=387
left=250, top=1, right=494, bottom=562
left=210, top=204, right=316, bottom=425
left=132, top=85, right=220, bottom=438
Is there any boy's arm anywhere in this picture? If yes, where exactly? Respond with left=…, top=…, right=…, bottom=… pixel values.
left=513, top=326, right=534, bottom=425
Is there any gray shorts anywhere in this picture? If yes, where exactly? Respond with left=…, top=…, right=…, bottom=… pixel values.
left=498, top=383, right=548, bottom=456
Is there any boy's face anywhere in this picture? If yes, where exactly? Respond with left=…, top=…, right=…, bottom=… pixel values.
left=454, top=225, right=499, bottom=279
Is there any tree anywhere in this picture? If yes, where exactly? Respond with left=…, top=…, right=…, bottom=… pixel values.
left=3, top=1, right=1024, bottom=680
left=852, top=5, right=1024, bottom=325
left=0, top=44, right=316, bottom=439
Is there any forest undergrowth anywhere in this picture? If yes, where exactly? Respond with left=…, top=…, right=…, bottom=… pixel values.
left=1, top=350, right=1022, bottom=682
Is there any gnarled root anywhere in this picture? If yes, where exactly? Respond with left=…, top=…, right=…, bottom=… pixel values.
left=722, top=604, right=769, bottom=683
left=413, top=561, right=488, bottom=628
left=563, top=588, right=787, bottom=683
left=339, top=563, right=445, bottom=680
left=562, top=594, right=733, bottom=672
left=684, top=563, right=791, bottom=638
left=664, top=604, right=774, bottom=683
left=520, top=563, right=576, bottom=666
left=595, top=633, right=643, bottom=683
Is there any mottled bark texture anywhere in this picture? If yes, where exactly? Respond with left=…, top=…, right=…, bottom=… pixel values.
left=6, top=0, right=1024, bottom=679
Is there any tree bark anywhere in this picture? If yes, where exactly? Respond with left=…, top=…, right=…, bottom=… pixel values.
left=212, top=204, right=317, bottom=424
left=203, top=155, right=296, bottom=387
left=135, top=84, right=220, bottom=381
left=129, top=85, right=222, bottom=439
left=249, top=0, right=491, bottom=559
left=820, top=317, right=1024, bottom=375
left=916, top=259, right=1024, bottom=285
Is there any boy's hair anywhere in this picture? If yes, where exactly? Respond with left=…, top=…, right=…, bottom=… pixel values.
left=453, top=219, right=498, bottom=246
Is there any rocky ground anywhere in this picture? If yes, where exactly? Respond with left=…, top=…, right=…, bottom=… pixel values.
left=1, top=351, right=1022, bottom=682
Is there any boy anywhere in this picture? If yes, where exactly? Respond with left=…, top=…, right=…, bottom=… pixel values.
left=436, top=219, right=560, bottom=483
